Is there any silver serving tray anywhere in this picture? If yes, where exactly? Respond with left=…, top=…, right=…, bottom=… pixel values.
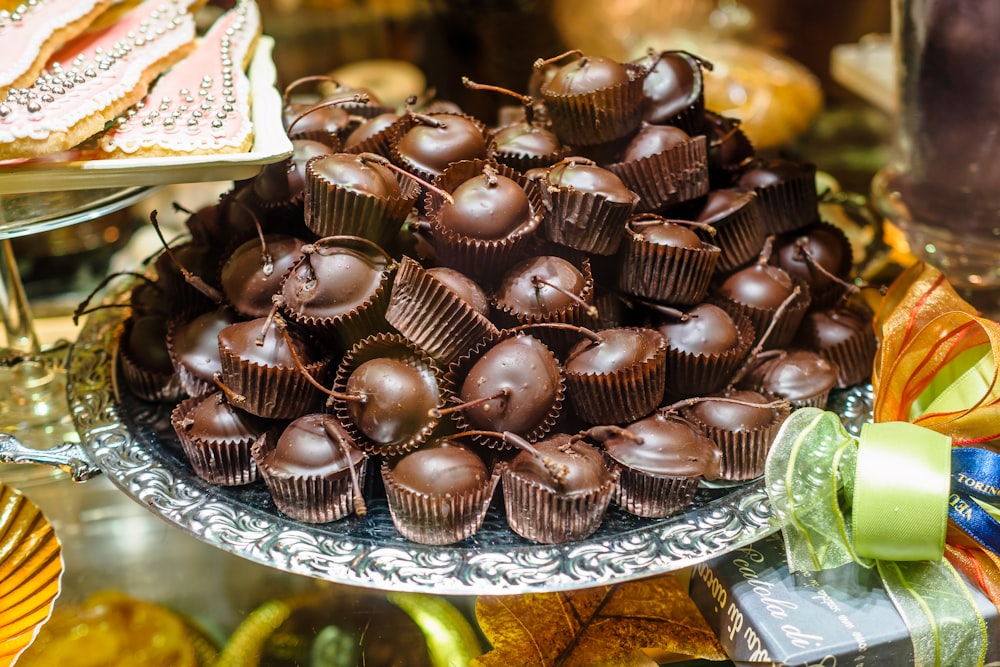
left=64, top=296, right=874, bottom=595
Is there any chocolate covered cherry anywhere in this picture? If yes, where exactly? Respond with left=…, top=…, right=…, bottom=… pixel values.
left=280, top=240, right=390, bottom=321
left=635, top=50, right=703, bottom=127
left=456, top=334, right=562, bottom=439
left=388, top=441, right=489, bottom=497
left=621, top=123, right=691, bottom=163
left=436, top=167, right=532, bottom=240
left=395, top=112, right=488, bottom=177
left=308, top=153, right=402, bottom=199
left=221, top=234, right=306, bottom=318
left=543, top=55, right=631, bottom=95
left=425, top=267, right=490, bottom=316
left=564, top=327, right=664, bottom=376
left=343, top=112, right=400, bottom=151
left=494, top=255, right=587, bottom=318
left=634, top=218, right=704, bottom=248
left=344, top=356, right=442, bottom=446
left=507, top=432, right=611, bottom=494
left=655, top=303, right=738, bottom=357
left=544, top=158, right=634, bottom=204
left=719, top=262, right=795, bottom=310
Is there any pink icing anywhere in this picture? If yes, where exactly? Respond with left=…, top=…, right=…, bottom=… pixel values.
left=99, top=0, right=260, bottom=155
left=0, top=0, right=109, bottom=89
left=0, top=0, right=198, bottom=152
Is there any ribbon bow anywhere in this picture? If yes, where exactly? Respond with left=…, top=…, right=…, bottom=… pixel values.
left=764, top=262, right=1000, bottom=667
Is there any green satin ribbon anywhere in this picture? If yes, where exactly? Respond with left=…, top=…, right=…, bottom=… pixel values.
left=765, top=408, right=988, bottom=667
left=853, top=421, right=950, bottom=561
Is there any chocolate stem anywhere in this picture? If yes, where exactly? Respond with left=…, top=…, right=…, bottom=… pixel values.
left=757, top=234, right=776, bottom=265
left=430, top=388, right=509, bottom=418
left=629, top=215, right=717, bottom=238
left=149, top=211, right=224, bottom=303
left=572, top=425, right=642, bottom=445
left=501, top=431, right=571, bottom=488
left=507, top=321, right=603, bottom=344
left=282, top=75, right=339, bottom=107
left=530, top=275, right=599, bottom=319
left=728, top=285, right=801, bottom=387
left=640, top=301, right=689, bottom=322
left=462, top=77, right=535, bottom=124
left=212, top=372, right=247, bottom=407
left=407, top=111, right=447, bottom=128
left=285, top=93, right=369, bottom=137
left=230, top=197, right=273, bottom=277
left=533, top=49, right=584, bottom=70
left=322, top=417, right=367, bottom=517
left=660, top=395, right=789, bottom=415
left=272, top=314, right=363, bottom=404
left=73, top=271, right=162, bottom=324
left=358, top=152, right=455, bottom=204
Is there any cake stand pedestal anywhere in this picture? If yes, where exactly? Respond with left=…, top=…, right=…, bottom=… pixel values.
left=0, top=187, right=152, bottom=485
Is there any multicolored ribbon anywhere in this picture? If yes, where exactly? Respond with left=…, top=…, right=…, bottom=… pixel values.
left=765, top=262, right=1000, bottom=667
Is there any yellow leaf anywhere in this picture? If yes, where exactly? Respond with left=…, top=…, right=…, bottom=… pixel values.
left=472, top=574, right=726, bottom=667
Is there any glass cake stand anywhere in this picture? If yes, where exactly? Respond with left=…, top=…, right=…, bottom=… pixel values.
left=0, top=187, right=153, bottom=484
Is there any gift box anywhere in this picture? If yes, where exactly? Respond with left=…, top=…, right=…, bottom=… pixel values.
left=689, top=533, right=1000, bottom=666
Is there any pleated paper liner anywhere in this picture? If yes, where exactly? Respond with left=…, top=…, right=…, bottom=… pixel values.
left=381, top=461, right=501, bottom=545
left=252, top=426, right=368, bottom=524
left=606, top=133, right=709, bottom=213
left=703, top=110, right=756, bottom=189
left=501, top=463, right=619, bottom=544
left=302, top=154, right=421, bottom=247
left=662, top=311, right=756, bottom=399
left=738, top=158, right=819, bottom=235
left=696, top=188, right=766, bottom=273
left=166, top=307, right=241, bottom=399
left=384, top=256, right=499, bottom=366
left=217, top=324, right=331, bottom=420
left=607, top=460, right=702, bottom=518
left=795, top=303, right=878, bottom=389
left=637, top=50, right=709, bottom=136
left=118, top=315, right=186, bottom=403
left=617, top=216, right=721, bottom=305
left=539, top=59, right=647, bottom=146
left=0, top=483, right=61, bottom=667
left=682, top=394, right=792, bottom=481
left=277, top=236, right=397, bottom=350
left=709, top=276, right=812, bottom=350
left=342, top=112, right=408, bottom=157
left=538, top=167, right=639, bottom=256
left=387, top=111, right=493, bottom=186
left=171, top=393, right=265, bottom=486
left=771, top=219, right=855, bottom=311
left=423, top=158, right=543, bottom=285
left=738, top=349, right=839, bottom=410
left=331, top=333, right=446, bottom=457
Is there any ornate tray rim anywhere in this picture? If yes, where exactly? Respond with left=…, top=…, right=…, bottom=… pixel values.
left=65, top=293, right=794, bottom=595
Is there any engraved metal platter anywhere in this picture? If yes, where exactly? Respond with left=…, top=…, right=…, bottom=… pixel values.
left=66, top=292, right=875, bottom=595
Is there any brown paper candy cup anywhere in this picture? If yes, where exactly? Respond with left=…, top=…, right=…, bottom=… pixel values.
left=618, top=230, right=721, bottom=305
left=171, top=396, right=259, bottom=486
left=252, top=432, right=368, bottom=524
left=693, top=405, right=791, bottom=481
left=384, top=256, right=499, bottom=365
left=663, top=313, right=755, bottom=399
left=502, top=465, right=619, bottom=544
left=609, top=462, right=701, bottom=518
left=539, top=186, right=637, bottom=256
left=607, top=135, right=709, bottom=212
left=700, top=191, right=767, bottom=273
left=541, top=63, right=646, bottom=146
left=382, top=463, right=501, bottom=545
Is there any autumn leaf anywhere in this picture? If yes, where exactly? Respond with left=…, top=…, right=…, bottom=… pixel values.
left=472, top=573, right=726, bottom=667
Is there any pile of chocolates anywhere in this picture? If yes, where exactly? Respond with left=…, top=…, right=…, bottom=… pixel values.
left=98, top=48, right=878, bottom=546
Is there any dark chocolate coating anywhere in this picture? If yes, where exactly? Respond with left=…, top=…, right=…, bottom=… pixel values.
left=737, top=158, right=810, bottom=190
left=171, top=307, right=239, bottom=383
left=744, top=349, right=838, bottom=401
left=621, top=123, right=690, bottom=162
left=281, top=247, right=388, bottom=320
left=696, top=188, right=755, bottom=224
left=267, top=413, right=364, bottom=477
left=544, top=56, right=630, bottom=95
left=426, top=267, right=490, bottom=316
left=459, top=334, right=561, bottom=434
left=772, top=223, right=850, bottom=292
left=797, top=307, right=871, bottom=349
left=508, top=433, right=611, bottom=493
left=221, top=235, right=306, bottom=318
left=185, top=392, right=269, bottom=443
left=343, top=112, right=399, bottom=150
left=546, top=160, right=634, bottom=204
left=395, top=114, right=488, bottom=176
left=685, top=389, right=775, bottom=432
left=282, top=101, right=349, bottom=140
left=218, top=318, right=318, bottom=368
left=436, top=173, right=531, bottom=240
left=635, top=220, right=702, bottom=248
left=719, top=263, right=794, bottom=310
left=345, top=357, right=440, bottom=445
left=253, top=139, right=332, bottom=203
left=494, top=255, right=584, bottom=317
left=493, top=122, right=562, bottom=159
left=564, top=327, right=664, bottom=375
left=310, top=153, right=402, bottom=198
left=389, top=443, right=488, bottom=496
left=603, top=413, right=721, bottom=479
left=704, top=111, right=754, bottom=180
left=639, top=52, right=698, bottom=124
left=125, top=315, right=174, bottom=374
left=656, top=303, right=738, bottom=356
